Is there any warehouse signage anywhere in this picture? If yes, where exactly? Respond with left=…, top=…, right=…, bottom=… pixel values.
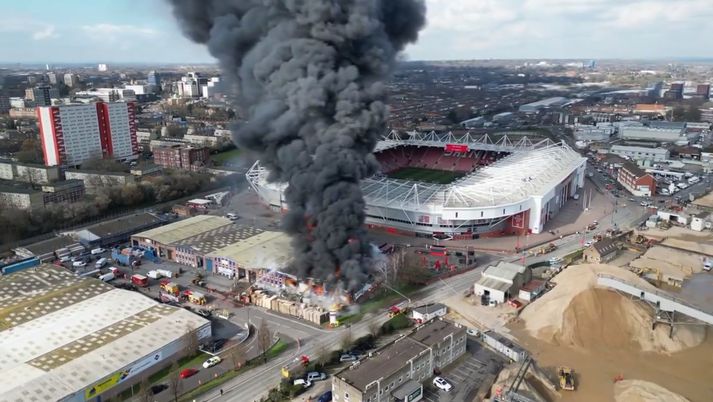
left=444, top=143, right=469, bottom=153
left=84, top=352, right=163, bottom=399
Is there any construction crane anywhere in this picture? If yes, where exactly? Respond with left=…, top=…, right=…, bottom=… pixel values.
left=494, top=355, right=537, bottom=402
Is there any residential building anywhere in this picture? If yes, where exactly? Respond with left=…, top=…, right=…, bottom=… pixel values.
left=0, top=95, right=9, bottom=114
left=617, top=162, right=656, bottom=197
left=153, top=144, right=210, bottom=171
left=664, top=83, right=684, bottom=100
left=695, top=84, right=710, bottom=100
left=75, top=88, right=136, bottom=102
left=633, top=104, right=668, bottom=117
left=65, top=169, right=135, bottom=193
left=582, top=238, right=618, bottom=263
left=148, top=70, right=161, bottom=87
left=0, top=184, right=43, bottom=209
left=63, top=73, right=78, bottom=87
left=0, top=160, right=60, bottom=184
left=201, top=77, right=222, bottom=98
left=37, top=101, right=139, bottom=166
left=473, top=261, right=531, bottom=304
left=609, top=145, right=669, bottom=162
left=184, top=133, right=228, bottom=147
left=124, top=84, right=151, bottom=96
left=46, top=72, right=58, bottom=85
left=9, top=108, right=37, bottom=119
left=176, top=72, right=204, bottom=98
left=25, top=85, right=59, bottom=106
left=40, top=179, right=85, bottom=205
left=332, top=319, right=466, bottom=402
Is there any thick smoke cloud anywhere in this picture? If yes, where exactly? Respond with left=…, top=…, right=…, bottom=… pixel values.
left=167, top=0, right=426, bottom=290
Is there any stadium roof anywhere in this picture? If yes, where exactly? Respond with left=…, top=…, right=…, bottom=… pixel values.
left=132, top=215, right=232, bottom=245
left=206, top=230, right=293, bottom=269
left=0, top=266, right=209, bottom=402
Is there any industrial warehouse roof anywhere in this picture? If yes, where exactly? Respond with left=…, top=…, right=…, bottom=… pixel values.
left=78, top=212, right=164, bottom=240
left=483, top=261, right=527, bottom=282
left=0, top=265, right=209, bottom=402
left=206, top=230, right=293, bottom=269
left=132, top=215, right=232, bottom=245
left=175, top=224, right=265, bottom=255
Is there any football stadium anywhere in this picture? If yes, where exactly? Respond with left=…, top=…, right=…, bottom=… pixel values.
left=247, top=131, right=587, bottom=238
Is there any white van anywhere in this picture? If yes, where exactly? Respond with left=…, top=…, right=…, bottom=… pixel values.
left=95, top=258, right=108, bottom=268
left=157, top=269, right=174, bottom=278
left=146, top=270, right=162, bottom=279
left=91, top=248, right=106, bottom=255
left=99, top=272, right=115, bottom=282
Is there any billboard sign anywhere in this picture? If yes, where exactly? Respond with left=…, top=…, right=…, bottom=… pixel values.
left=445, top=143, right=469, bottom=153
left=84, top=352, right=163, bottom=399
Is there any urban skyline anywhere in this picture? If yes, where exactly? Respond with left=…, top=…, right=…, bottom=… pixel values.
left=2, top=0, right=713, bottom=64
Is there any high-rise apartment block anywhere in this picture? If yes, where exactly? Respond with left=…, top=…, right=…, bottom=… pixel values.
left=36, top=102, right=139, bottom=166
left=25, top=85, right=59, bottom=106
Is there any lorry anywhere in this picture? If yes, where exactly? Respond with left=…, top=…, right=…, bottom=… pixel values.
left=146, top=270, right=162, bottom=279
left=159, top=280, right=180, bottom=296
left=182, top=290, right=207, bottom=305
left=131, top=274, right=149, bottom=287
left=157, top=269, right=175, bottom=278
left=558, top=366, right=576, bottom=391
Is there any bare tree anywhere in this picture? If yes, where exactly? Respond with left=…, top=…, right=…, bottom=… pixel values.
left=228, top=343, right=246, bottom=371
left=183, top=324, right=199, bottom=357
left=167, top=361, right=182, bottom=402
left=340, top=329, right=353, bottom=352
left=368, top=320, right=381, bottom=338
left=257, top=319, right=272, bottom=363
left=137, top=377, right=153, bottom=402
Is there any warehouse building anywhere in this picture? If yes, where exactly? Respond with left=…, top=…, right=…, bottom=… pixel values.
left=0, top=265, right=211, bottom=402
left=131, top=215, right=233, bottom=260
left=473, top=262, right=531, bottom=304
left=518, top=97, right=569, bottom=113
left=332, top=319, right=466, bottom=402
left=609, top=145, right=670, bottom=162
left=76, top=212, right=166, bottom=248
left=619, top=122, right=687, bottom=143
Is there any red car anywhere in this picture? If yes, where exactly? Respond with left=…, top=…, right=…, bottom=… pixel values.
left=179, top=368, right=198, bottom=379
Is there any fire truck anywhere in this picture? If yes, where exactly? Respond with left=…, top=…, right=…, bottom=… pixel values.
left=159, top=280, right=180, bottom=296
left=182, top=289, right=207, bottom=305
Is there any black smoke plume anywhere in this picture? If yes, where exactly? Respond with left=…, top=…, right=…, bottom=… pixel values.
left=167, top=0, right=426, bottom=290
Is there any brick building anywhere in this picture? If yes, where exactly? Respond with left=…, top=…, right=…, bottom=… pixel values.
left=153, top=145, right=210, bottom=171
left=617, top=162, right=656, bottom=197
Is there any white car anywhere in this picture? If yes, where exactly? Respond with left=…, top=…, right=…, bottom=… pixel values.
left=90, top=248, right=106, bottom=255
left=72, top=261, right=87, bottom=268
left=584, top=240, right=593, bottom=247
left=293, top=379, right=312, bottom=388
left=433, top=377, right=452, bottom=392
left=202, top=356, right=222, bottom=368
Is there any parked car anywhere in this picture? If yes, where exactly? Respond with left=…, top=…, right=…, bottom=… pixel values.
left=202, top=356, right=222, bottom=369
left=293, top=379, right=312, bottom=388
left=150, top=384, right=168, bottom=395
left=179, top=368, right=198, bottom=379
left=307, top=372, right=327, bottom=382
left=72, top=261, right=87, bottom=268
left=318, top=391, right=333, bottom=402
left=433, top=377, right=452, bottom=392
left=198, top=309, right=212, bottom=318
left=91, top=248, right=106, bottom=255
left=339, top=354, right=358, bottom=362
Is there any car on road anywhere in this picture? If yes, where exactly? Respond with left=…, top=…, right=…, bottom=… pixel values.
left=179, top=368, right=198, bottom=379
left=433, top=376, right=452, bottom=392
left=339, top=354, right=358, bottom=362
left=72, top=261, right=87, bottom=268
left=307, top=372, right=327, bottom=382
left=150, top=384, right=168, bottom=395
left=202, top=356, right=222, bottom=369
left=318, top=391, right=332, bottom=402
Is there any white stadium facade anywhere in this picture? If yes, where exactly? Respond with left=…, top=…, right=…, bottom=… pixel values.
left=247, top=131, right=587, bottom=239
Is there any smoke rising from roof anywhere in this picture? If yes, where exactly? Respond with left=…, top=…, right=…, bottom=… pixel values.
left=167, top=0, right=426, bottom=290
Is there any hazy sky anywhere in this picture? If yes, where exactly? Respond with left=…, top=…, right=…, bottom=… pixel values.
left=1, top=0, right=712, bottom=64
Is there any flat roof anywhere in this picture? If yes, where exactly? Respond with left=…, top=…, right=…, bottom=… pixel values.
left=0, top=265, right=209, bottom=402
left=175, top=224, right=264, bottom=256
left=207, top=230, right=293, bottom=269
left=339, top=337, right=426, bottom=391
left=132, top=215, right=232, bottom=245
left=409, top=318, right=465, bottom=347
left=17, top=235, right=80, bottom=256
left=83, top=212, right=164, bottom=239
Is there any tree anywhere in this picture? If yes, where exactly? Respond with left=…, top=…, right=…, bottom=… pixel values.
left=672, top=105, right=686, bottom=122
left=228, top=343, right=246, bottom=371
left=316, top=344, right=330, bottom=368
left=684, top=106, right=702, bottom=122
left=183, top=325, right=199, bottom=357
left=15, top=138, right=43, bottom=164
left=80, top=157, right=129, bottom=173
left=137, top=377, right=153, bottom=402
left=340, top=329, right=353, bottom=352
left=167, top=361, right=182, bottom=402
left=257, top=319, right=272, bottom=363
left=368, top=320, right=381, bottom=338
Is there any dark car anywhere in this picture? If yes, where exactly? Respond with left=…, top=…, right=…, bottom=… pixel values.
left=318, top=391, right=332, bottom=402
left=197, top=309, right=212, bottom=318
left=151, top=384, right=168, bottom=395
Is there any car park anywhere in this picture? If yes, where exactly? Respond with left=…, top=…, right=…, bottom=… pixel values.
left=179, top=368, right=198, bottom=379
left=433, top=376, right=452, bottom=392
left=202, top=356, right=222, bottom=368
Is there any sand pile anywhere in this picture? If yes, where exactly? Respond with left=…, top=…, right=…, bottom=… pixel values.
left=614, top=380, right=690, bottom=402
left=520, top=264, right=705, bottom=353
left=629, top=246, right=703, bottom=278
left=487, top=363, right=555, bottom=402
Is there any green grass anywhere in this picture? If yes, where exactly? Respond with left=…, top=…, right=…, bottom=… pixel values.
left=148, top=352, right=210, bottom=383
left=265, top=339, right=288, bottom=359
left=212, top=148, right=242, bottom=165
left=388, top=167, right=465, bottom=184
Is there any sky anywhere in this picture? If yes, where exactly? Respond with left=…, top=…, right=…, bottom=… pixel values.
left=1, top=0, right=712, bottom=64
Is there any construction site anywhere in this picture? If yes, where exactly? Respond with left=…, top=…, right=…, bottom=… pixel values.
left=440, top=223, right=713, bottom=402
